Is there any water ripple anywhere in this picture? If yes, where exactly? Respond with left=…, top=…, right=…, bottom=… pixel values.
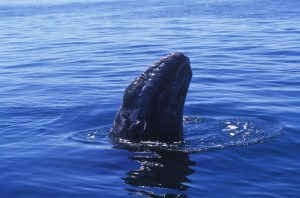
left=71, top=116, right=283, bottom=153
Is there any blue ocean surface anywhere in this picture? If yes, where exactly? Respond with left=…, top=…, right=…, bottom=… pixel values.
left=0, top=0, right=299, bottom=197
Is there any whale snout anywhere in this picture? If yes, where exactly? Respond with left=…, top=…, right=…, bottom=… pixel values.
left=111, top=52, right=192, bottom=142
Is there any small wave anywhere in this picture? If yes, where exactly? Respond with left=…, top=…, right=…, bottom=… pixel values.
left=71, top=126, right=111, bottom=145
left=71, top=116, right=283, bottom=153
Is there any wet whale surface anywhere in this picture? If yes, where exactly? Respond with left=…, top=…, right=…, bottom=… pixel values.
left=111, top=52, right=192, bottom=142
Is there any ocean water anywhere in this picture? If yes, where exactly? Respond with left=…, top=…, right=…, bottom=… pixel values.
left=1, top=0, right=300, bottom=197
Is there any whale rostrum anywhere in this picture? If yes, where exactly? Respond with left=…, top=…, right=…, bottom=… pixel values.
left=110, top=52, right=192, bottom=142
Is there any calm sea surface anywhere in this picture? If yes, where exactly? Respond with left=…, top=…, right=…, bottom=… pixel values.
left=0, top=0, right=299, bottom=197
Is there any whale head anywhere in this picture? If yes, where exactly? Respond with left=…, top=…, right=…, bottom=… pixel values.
left=110, top=52, right=192, bottom=142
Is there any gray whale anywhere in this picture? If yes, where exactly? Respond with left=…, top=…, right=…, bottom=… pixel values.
left=110, top=52, right=192, bottom=142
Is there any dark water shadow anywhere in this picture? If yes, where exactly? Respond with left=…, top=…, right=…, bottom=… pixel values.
left=123, top=149, right=196, bottom=197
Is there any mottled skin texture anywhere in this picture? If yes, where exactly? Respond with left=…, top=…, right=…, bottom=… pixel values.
left=110, top=52, right=192, bottom=142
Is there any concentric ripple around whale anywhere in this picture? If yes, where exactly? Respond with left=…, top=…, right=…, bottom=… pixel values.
left=71, top=116, right=283, bottom=153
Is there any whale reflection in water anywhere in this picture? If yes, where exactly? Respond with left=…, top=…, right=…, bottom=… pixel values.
left=123, top=150, right=195, bottom=197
